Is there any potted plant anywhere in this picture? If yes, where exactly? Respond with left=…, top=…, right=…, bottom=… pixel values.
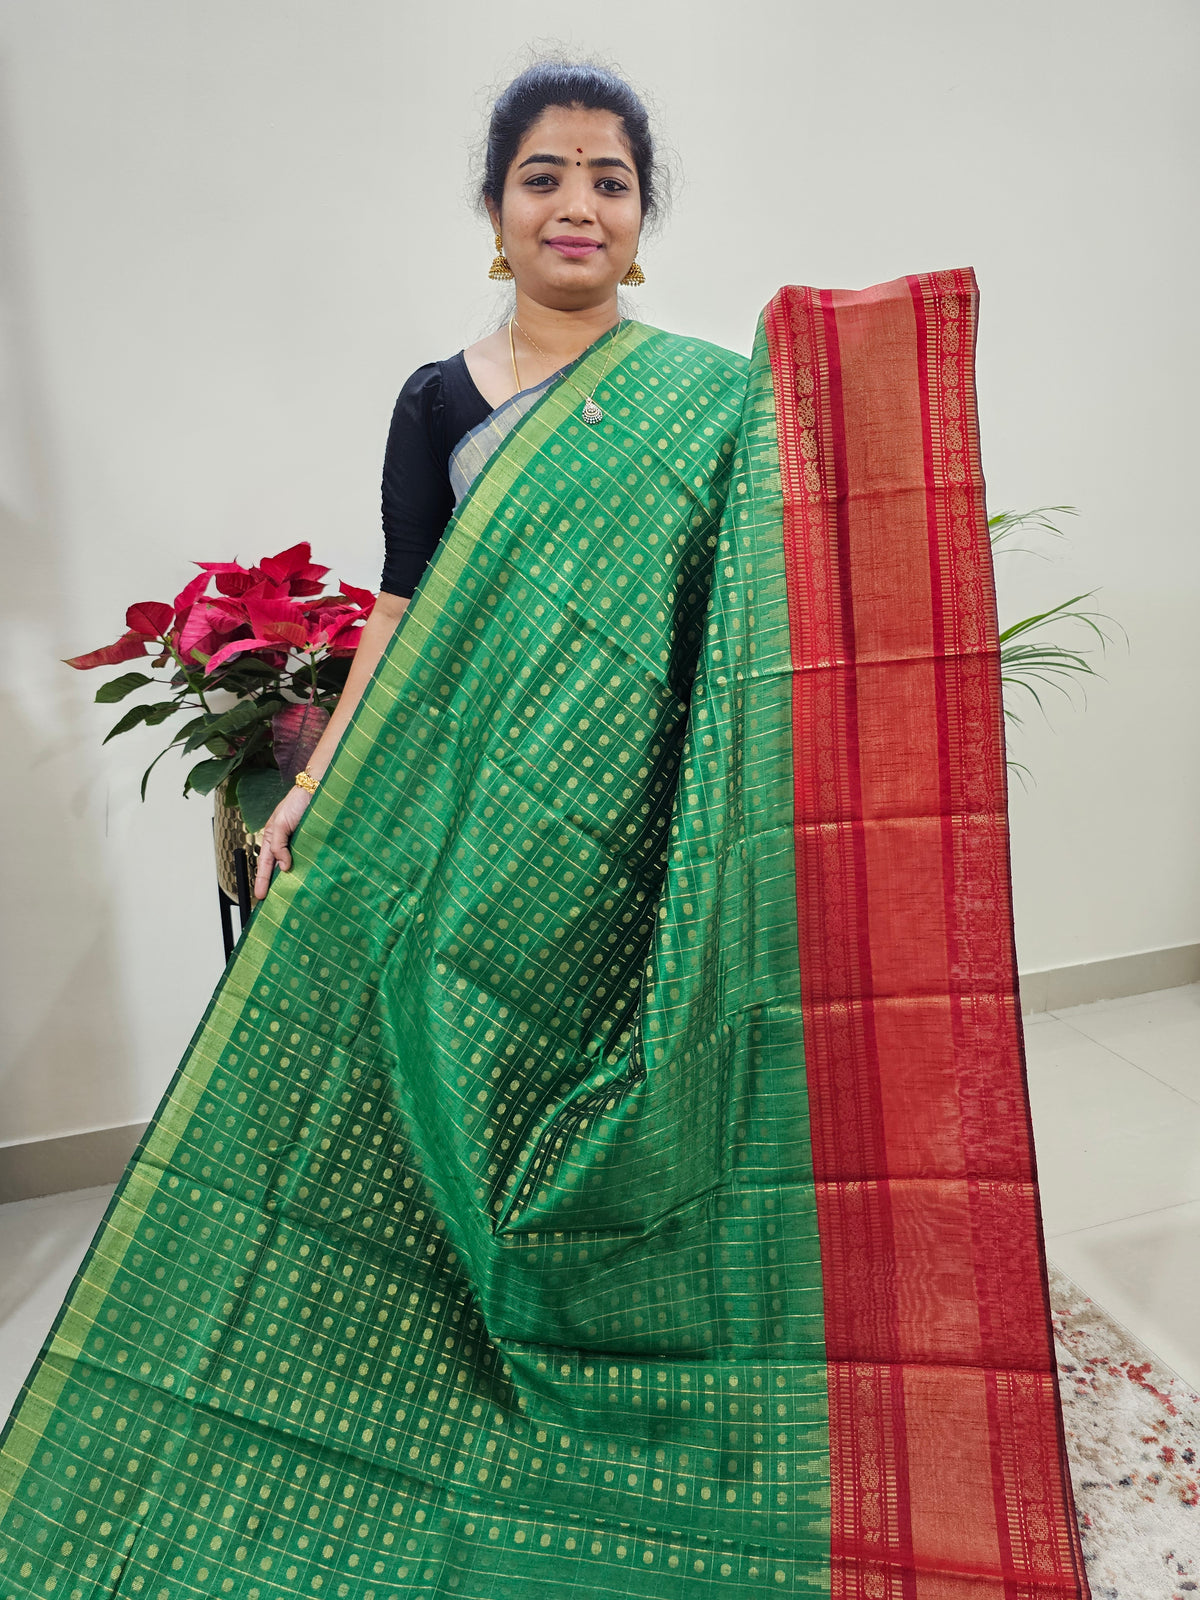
left=991, top=506, right=1120, bottom=780
left=65, top=541, right=374, bottom=893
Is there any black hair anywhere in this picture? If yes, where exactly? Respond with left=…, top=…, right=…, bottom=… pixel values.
left=481, top=60, right=658, bottom=220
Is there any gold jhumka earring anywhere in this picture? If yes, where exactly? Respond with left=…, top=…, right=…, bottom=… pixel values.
left=488, top=233, right=514, bottom=281
left=619, top=259, right=646, bottom=287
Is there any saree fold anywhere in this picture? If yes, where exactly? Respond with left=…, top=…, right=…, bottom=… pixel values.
left=0, top=275, right=1089, bottom=1598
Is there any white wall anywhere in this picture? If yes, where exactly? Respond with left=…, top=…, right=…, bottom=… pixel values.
left=1, top=0, right=1195, bottom=1142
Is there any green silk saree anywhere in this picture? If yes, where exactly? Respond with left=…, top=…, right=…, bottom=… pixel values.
left=0, top=277, right=1089, bottom=1598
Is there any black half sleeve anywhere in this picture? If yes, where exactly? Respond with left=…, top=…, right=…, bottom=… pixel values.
left=379, top=363, right=454, bottom=598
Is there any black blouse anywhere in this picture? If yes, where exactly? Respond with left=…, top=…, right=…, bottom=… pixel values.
left=379, top=352, right=493, bottom=598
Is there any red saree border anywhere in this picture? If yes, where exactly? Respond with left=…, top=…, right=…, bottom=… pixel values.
left=765, top=272, right=1089, bottom=1599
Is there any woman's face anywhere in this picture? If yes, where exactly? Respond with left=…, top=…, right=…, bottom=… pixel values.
left=487, top=105, right=642, bottom=310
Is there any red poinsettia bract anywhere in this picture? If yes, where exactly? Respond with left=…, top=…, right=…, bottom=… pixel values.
left=64, top=544, right=378, bottom=824
left=65, top=544, right=374, bottom=677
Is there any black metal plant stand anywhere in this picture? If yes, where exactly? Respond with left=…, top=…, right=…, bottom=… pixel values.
left=216, top=843, right=255, bottom=961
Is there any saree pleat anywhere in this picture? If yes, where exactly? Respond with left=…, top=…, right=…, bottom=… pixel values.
left=0, top=281, right=1088, bottom=1598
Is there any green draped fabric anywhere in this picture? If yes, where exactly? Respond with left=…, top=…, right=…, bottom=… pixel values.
left=1, top=321, right=835, bottom=1596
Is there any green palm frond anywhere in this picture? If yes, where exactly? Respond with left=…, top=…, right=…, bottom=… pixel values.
left=990, top=510, right=1124, bottom=758
left=989, top=504, right=1078, bottom=558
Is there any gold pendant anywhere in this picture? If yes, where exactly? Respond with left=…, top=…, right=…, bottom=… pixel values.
left=581, top=397, right=604, bottom=426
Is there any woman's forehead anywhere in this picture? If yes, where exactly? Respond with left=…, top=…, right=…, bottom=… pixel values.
left=515, top=104, right=631, bottom=155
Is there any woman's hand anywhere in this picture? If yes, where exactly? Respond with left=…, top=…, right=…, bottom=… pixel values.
left=254, top=784, right=313, bottom=900
left=248, top=591, right=409, bottom=903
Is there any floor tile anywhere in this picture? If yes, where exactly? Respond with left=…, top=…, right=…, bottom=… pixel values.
left=0, top=1186, right=113, bottom=1424
left=1022, top=1017, right=1200, bottom=1235
left=1047, top=1199, right=1200, bottom=1393
left=1051, top=982, right=1200, bottom=1105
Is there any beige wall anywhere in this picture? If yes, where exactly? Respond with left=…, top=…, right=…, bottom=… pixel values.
left=1, top=0, right=1196, bottom=1142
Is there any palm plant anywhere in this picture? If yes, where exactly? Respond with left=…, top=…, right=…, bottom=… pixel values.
left=992, top=506, right=1120, bottom=778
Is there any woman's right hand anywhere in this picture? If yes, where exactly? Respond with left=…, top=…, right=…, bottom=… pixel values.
left=254, top=784, right=314, bottom=900
left=247, top=593, right=408, bottom=903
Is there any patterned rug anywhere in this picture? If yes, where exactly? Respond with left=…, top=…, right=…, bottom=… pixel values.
left=1050, top=1263, right=1200, bottom=1597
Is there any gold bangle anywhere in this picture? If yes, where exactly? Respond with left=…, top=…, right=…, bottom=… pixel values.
left=294, top=769, right=319, bottom=795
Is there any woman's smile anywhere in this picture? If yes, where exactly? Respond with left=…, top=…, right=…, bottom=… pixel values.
left=545, top=235, right=603, bottom=258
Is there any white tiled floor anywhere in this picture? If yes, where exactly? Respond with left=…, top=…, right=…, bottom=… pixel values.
left=1024, top=983, right=1200, bottom=1392
left=0, top=1184, right=115, bottom=1420
left=2, top=983, right=1200, bottom=1424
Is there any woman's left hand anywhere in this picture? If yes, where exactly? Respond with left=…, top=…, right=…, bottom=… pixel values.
left=254, top=784, right=314, bottom=899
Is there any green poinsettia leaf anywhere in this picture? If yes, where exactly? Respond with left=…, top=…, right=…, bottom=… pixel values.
left=144, top=702, right=181, bottom=726
left=103, top=703, right=155, bottom=742
left=208, top=696, right=286, bottom=738
left=238, top=725, right=272, bottom=760
left=185, top=754, right=239, bottom=797
left=94, top=672, right=154, bottom=704
left=181, top=716, right=228, bottom=755
left=234, top=767, right=288, bottom=832
left=314, top=655, right=351, bottom=686
left=170, top=713, right=211, bottom=747
left=211, top=657, right=279, bottom=684
left=139, top=746, right=174, bottom=801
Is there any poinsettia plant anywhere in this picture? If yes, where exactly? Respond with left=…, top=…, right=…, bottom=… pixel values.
left=66, top=542, right=374, bottom=831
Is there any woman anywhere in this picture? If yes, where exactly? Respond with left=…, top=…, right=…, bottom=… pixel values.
left=0, top=62, right=1089, bottom=1600
left=251, top=66, right=659, bottom=901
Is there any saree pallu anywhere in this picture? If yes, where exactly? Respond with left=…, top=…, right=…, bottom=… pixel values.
left=0, top=273, right=1089, bottom=1598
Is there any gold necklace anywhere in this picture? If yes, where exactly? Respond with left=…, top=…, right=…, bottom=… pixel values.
left=508, top=316, right=625, bottom=426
